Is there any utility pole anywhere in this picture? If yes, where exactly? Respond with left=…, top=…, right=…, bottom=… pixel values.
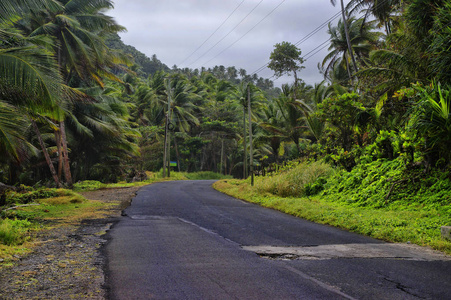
left=248, top=85, right=254, bottom=186
left=162, top=110, right=168, bottom=178
left=243, top=105, right=247, bottom=179
left=162, top=78, right=171, bottom=178
left=167, top=90, right=171, bottom=177
left=220, top=139, right=224, bottom=175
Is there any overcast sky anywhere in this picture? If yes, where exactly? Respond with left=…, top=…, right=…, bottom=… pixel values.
left=108, top=0, right=342, bottom=86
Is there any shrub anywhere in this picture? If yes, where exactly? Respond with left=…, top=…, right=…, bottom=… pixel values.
left=184, top=171, right=232, bottom=180
left=5, top=189, right=59, bottom=205
left=0, top=218, right=32, bottom=246
left=256, top=161, right=334, bottom=197
left=73, top=180, right=106, bottom=192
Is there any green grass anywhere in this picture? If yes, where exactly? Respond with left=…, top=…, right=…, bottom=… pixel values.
left=0, top=218, right=33, bottom=246
left=255, top=160, right=334, bottom=197
left=183, top=171, right=232, bottom=180
left=213, top=159, right=451, bottom=255
left=0, top=188, right=113, bottom=262
left=0, top=170, right=230, bottom=260
left=73, top=171, right=231, bottom=191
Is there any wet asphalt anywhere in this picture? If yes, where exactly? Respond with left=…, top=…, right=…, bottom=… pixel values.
left=104, top=180, right=451, bottom=300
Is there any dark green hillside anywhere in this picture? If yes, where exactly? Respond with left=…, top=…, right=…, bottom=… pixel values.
left=106, top=33, right=169, bottom=76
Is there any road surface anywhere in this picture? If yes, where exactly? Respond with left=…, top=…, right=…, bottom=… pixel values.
left=104, top=180, right=451, bottom=299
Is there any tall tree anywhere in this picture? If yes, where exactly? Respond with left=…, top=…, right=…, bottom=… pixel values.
left=268, top=41, right=305, bottom=99
left=330, top=0, right=359, bottom=75
left=16, top=0, right=129, bottom=186
left=1, top=3, right=64, bottom=184
left=347, top=0, right=402, bottom=34
left=322, top=17, right=379, bottom=81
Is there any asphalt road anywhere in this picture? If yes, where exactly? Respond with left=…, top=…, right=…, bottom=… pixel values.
left=105, top=180, right=451, bottom=299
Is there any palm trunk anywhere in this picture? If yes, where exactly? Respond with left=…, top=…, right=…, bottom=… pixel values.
left=293, top=70, right=299, bottom=100
left=174, top=136, right=181, bottom=172
left=345, top=53, right=352, bottom=80
left=59, top=120, right=73, bottom=187
left=57, top=48, right=73, bottom=187
left=54, top=130, right=63, bottom=182
left=31, top=119, right=61, bottom=187
left=385, top=20, right=391, bottom=35
left=340, top=0, right=358, bottom=74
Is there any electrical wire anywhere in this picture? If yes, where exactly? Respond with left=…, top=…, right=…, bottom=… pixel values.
left=178, top=0, right=246, bottom=66
left=249, top=0, right=393, bottom=77
left=303, top=38, right=331, bottom=60
left=249, top=10, right=341, bottom=77
left=187, top=0, right=264, bottom=67
left=201, top=0, right=286, bottom=66
left=294, top=11, right=341, bottom=46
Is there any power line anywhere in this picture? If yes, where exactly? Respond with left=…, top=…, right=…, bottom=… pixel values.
left=249, top=10, right=342, bottom=77
left=304, top=38, right=331, bottom=60
left=187, top=0, right=264, bottom=67
left=251, top=63, right=269, bottom=76
left=178, top=0, right=246, bottom=66
left=202, top=0, right=286, bottom=66
left=259, top=0, right=400, bottom=84
left=294, top=11, right=341, bottom=46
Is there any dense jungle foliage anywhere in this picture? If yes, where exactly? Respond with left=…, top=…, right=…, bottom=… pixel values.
left=1, top=0, right=450, bottom=196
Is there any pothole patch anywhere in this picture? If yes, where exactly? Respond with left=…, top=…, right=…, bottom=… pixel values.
left=243, top=243, right=451, bottom=261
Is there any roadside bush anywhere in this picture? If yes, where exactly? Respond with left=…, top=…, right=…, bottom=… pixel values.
left=0, top=218, right=32, bottom=246
left=5, top=189, right=59, bottom=205
left=184, top=171, right=232, bottom=180
left=322, top=156, right=451, bottom=210
left=73, top=180, right=106, bottom=192
left=255, top=161, right=334, bottom=197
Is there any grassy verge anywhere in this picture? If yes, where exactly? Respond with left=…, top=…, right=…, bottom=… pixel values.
left=0, top=189, right=115, bottom=263
left=213, top=159, right=451, bottom=255
left=0, top=170, right=230, bottom=261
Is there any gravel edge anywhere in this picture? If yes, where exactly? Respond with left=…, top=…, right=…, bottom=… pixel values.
left=0, top=186, right=141, bottom=300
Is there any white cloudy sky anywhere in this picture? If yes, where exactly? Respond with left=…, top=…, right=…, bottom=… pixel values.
left=108, top=0, right=342, bottom=86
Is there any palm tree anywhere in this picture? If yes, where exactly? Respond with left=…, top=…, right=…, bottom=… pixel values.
left=259, top=100, right=285, bottom=163
left=347, top=0, right=402, bottom=34
left=301, top=81, right=334, bottom=142
left=412, top=82, right=451, bottom=167
left=0, top=102, right=32, bottom=164
left=165, top=74, right=200, bottom=133
left=357, top=21, right=429, bottom=95
left=322, top=17, right=379, bottom=81
left=330, top=0, right=358, bottom=75
left=230, top=82, right=263, bottom=178
left=67, top=85, right=140, bottom=181
left=1, top=2, right=65, bottom=185
left=263, top=83, right=313, bottom=155
left=15, top=0, right=129, bottom=186
left=162, top=74, right=200, bottom=171
left=0, top=0, right=59, bottom=24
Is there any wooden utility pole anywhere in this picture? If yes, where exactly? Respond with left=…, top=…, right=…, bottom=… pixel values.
left=243, top=106, right=247, bottom=179
left=220, top=139, right=224, bottom=175
left=167, top=91, right=171, bottom=177
left=163, top=79, right=171, bottom=178
left=162, top=111, right=168, bottom=178
left=248, top=85, right=254, bottom=186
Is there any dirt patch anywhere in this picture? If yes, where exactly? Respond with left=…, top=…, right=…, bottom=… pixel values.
left=0, top=186, right=142, bottom=300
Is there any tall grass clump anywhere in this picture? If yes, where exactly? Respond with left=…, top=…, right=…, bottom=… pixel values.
left=256, top=161, right=335, bottom=197
left=184, top=171, right=233, bottom=180
left=73, top=180, right=106, bottom=192
left=0, top=218, right=32, bottom=246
